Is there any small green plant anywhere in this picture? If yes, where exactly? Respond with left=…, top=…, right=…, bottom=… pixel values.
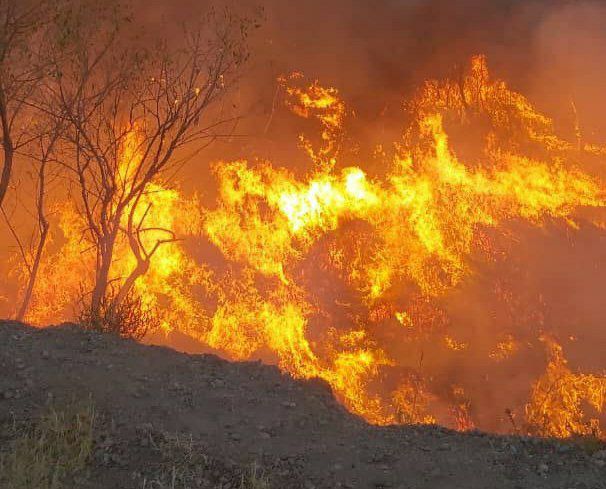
left=0, top=400, right=95, bottom=489
left=77, top=288, right=158, bottom=340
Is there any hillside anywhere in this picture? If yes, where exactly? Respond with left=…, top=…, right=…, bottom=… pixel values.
left=1, top=321, right=604, bottom=489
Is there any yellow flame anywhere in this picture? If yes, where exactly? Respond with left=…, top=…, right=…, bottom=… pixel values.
left=526, top=338, right=606, bottom=438
left=17, top=56, right=606, bottom=431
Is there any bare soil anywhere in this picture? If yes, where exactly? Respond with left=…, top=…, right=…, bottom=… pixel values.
left=1, top=320, right=605, bottom=489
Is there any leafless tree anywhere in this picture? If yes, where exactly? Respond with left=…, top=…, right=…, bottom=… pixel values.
left=14, top=123, right=63, bottom=321
left=0, top=0, right=60, bottom=208
left=44, top=3, right=252, bottom=318
left=0, top=0, right=72, bottom=320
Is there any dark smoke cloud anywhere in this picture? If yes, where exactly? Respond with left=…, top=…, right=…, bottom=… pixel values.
left=142, top=0, right=560, bottom=92
left=134, top=0, right=606, bottom=172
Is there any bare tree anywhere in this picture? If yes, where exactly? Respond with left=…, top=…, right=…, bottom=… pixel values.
left=44, top=4, right=252, bottom=318
left=14, top=124, right=63, bottom=321
left=0, top=0, right=60, bottom=208
left=0, top=0, right=73, bottom=321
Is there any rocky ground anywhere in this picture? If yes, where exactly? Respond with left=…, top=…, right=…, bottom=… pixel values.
left=0, top=320, right=605, bottom=489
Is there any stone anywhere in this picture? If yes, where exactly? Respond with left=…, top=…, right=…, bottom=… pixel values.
left=592, top=449, right=606, bottom=461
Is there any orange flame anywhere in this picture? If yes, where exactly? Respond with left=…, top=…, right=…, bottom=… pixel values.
left=13, top=56, right=606, bottom=433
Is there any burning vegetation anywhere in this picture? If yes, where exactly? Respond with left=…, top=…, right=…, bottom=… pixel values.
left=1, top=0, right=606, bottom=441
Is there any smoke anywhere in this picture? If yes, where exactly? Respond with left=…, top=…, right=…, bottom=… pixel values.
left=530, top=1, right=606, bottom=137
left=135, top=0, right=606, bottom=172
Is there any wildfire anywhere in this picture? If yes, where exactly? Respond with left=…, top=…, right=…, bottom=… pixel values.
left=13, top=56, right=606, bottom=435
left=526, top=337, right=606, bottom=439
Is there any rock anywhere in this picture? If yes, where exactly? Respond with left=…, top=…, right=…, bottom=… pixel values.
left=592, top=449, right=606, bottom=461
left=110, top=453, right=125, bottom=466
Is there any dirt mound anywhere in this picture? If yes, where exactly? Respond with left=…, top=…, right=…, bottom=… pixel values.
left=1, top=321, right=604, bottom=489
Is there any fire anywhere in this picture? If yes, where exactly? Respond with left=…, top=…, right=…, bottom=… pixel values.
left=526, top=337, right=606, bottom=438
left=10, top=56, right=606, bottom=434
left=23, top=130, right=207, bottom=334
left=280, top=72, right=346, bottom=170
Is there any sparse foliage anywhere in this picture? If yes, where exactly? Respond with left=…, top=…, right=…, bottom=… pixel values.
left=77, top=287, right=159, bottom=340
left=39, top=1, right=252, bottom=321
left=0, top=0, right=62, bottom=208
left=0, top=0, right=74, bottom=321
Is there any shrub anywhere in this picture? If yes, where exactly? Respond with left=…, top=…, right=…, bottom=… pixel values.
left=77, top=289, right=159, bottom=340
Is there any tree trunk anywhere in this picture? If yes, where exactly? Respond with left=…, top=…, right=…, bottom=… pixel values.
left=16, top=219, right=48, bottom=321
left=90, top=230, right=118, bottom=314
left=113, top=258, right=149, bottom=310
left=0, top=87, right=14, bottom=209
left=16, top=160, right=50, bottom=321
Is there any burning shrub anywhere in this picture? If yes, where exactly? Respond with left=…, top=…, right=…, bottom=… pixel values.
left=526, top=338, right=606, bottom=439
left=77, top=289, right=159, bottom=341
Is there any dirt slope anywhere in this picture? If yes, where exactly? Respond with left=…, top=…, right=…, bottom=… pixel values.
left=1, top=321, right=605, bottom=489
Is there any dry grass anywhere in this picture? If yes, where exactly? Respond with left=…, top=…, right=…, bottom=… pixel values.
left=141, top=433, right=202, bottom=489
left=240, top=463, right=270, bottom=489
left=138, top=432, right=271, bottom=489
left=0, top=401, right=95, bottom=489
